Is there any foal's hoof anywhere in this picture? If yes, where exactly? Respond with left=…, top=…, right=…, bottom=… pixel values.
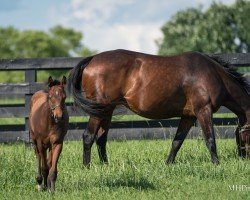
left=48, top=188, right=55, bottom=193
left=37, top=184, right=42, bottom=191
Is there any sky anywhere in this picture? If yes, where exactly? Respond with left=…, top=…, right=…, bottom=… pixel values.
left=0, top=0, right=236, bottom=54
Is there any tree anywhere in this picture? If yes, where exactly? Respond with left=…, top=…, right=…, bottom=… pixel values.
left=49, top=25, right=97, bottom=57
left=158, top=0, right=250, bottom=55
left=233, top=0, right=250, bottom=52
left=0, top=27, right=19, bottom=58
left=0, top=25, right=96, bottom=59
left=0, top=25, right=96, bottom=82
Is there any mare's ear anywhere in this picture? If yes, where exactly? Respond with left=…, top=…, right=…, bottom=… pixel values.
left=61, top=76, right=67, bottom=86
left=48, top=76, right=53, bottom=88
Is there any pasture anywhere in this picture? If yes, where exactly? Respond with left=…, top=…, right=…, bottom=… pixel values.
left=1, top=139, right=249, bottom=199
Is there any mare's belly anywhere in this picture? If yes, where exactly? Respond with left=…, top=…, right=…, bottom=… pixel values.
left=124, top=95, right=194, bottom=119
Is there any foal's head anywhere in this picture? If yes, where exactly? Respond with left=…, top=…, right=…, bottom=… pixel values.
left=48, top=76, right=67, bottom=123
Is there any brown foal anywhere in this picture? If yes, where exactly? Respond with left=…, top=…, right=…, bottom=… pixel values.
left=29, top=76, right=69, bottom=191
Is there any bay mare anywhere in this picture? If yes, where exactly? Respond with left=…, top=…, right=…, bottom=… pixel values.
left=68, top=49, right=250, bottom=167
left=29, top=76, right=68, bottom=191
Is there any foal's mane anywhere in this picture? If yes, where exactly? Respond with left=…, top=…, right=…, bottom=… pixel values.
left=207, top=54, right=250, bottom=95
left=49, top=80, right=61, bottom=87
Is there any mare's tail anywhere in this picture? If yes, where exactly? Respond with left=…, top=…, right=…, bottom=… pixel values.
left=68, top=56, right=113, bottom=118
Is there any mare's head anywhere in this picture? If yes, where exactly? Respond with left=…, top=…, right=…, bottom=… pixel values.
left=239, top=125, right=250, bottom=156
left=48, top=76, right=67, bottom=123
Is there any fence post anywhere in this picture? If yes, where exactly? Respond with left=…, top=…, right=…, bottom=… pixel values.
left=25, top=70, right=36, bottom=142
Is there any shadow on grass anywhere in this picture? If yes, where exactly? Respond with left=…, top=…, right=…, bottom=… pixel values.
left=103, top=176, right=156, bottom=190
left=72, top=175, right=156, bottom=191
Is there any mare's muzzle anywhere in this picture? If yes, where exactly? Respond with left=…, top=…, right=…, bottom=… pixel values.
left=239, top=127, right=250, bottom=154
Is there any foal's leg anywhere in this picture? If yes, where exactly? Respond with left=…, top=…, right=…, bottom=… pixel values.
left=47, top=143, right=63, bottom=192
left=34, top=143, right=42, bottom=190
left=196, top=105, right=219, bottom=164
left=40, top=148, right=49, bottom=189
left=166, top=117, right=196, bottom=164
left=47, top=148, right=52, bottom=170
left=96, top=116, right=112, bottom=164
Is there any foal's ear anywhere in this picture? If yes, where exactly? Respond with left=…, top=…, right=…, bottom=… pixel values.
left=61, top=76, right=67, bottom=86
left=48, top=76, right=53, bottom=88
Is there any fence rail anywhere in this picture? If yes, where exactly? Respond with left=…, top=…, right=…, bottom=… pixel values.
left=0, top=53, right=250, bottom=142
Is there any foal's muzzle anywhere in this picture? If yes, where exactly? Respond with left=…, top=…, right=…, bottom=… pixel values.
left=50, top=104, right=63, bottom=123
left=54, top=116, right=62, bottom=123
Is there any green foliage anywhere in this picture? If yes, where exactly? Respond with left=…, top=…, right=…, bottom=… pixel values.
left=0, top=27, right=19, bottom=58
left=0, top=25, right=97, bottom=82
left=0, top=25, right=96, bottom=59
left=0, top=140, right=249, bottom=199
left=158, top=0, right=250, bottom=55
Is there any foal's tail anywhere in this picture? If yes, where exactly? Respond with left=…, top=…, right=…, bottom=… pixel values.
left=68, top=56, right=114, bottom=118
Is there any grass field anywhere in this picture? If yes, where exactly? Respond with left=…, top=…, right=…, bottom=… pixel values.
left=0, top=139, right=249, bottom=199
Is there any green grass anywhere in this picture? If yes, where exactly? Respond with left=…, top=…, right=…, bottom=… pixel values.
left=0, top=98, right=24, bottom=105
left=0, top=139, right=249, bottom=199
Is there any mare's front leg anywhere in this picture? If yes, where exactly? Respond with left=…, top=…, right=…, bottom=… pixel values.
left=166, top=117, right=196, bottom=164
left=196, top=105, right=219, bottom=164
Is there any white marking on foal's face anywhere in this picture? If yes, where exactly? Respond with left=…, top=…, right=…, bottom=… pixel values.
left=56, top=90, right=59, bottom=96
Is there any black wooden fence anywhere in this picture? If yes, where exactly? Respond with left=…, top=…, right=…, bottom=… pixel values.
left=0, top=53, right=250, bottom=142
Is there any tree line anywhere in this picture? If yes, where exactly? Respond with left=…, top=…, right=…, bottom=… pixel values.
left=0, top=0, right=249, bottom=82
left=158, top=0, right=250, bottom=55
left=1, top=0, right=249, bottom=58
left=0, top=25, right=96, bottom=59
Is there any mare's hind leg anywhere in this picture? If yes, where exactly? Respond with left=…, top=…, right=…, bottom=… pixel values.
left=196, top=105, right=219, bottom=164
left=95, top=116, right=112, bottom=164
left=166, top=117, right=196, bottom=164
left=84, top=114, right=113, bottom=168
left=83, top=117, right=102, bottom=168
